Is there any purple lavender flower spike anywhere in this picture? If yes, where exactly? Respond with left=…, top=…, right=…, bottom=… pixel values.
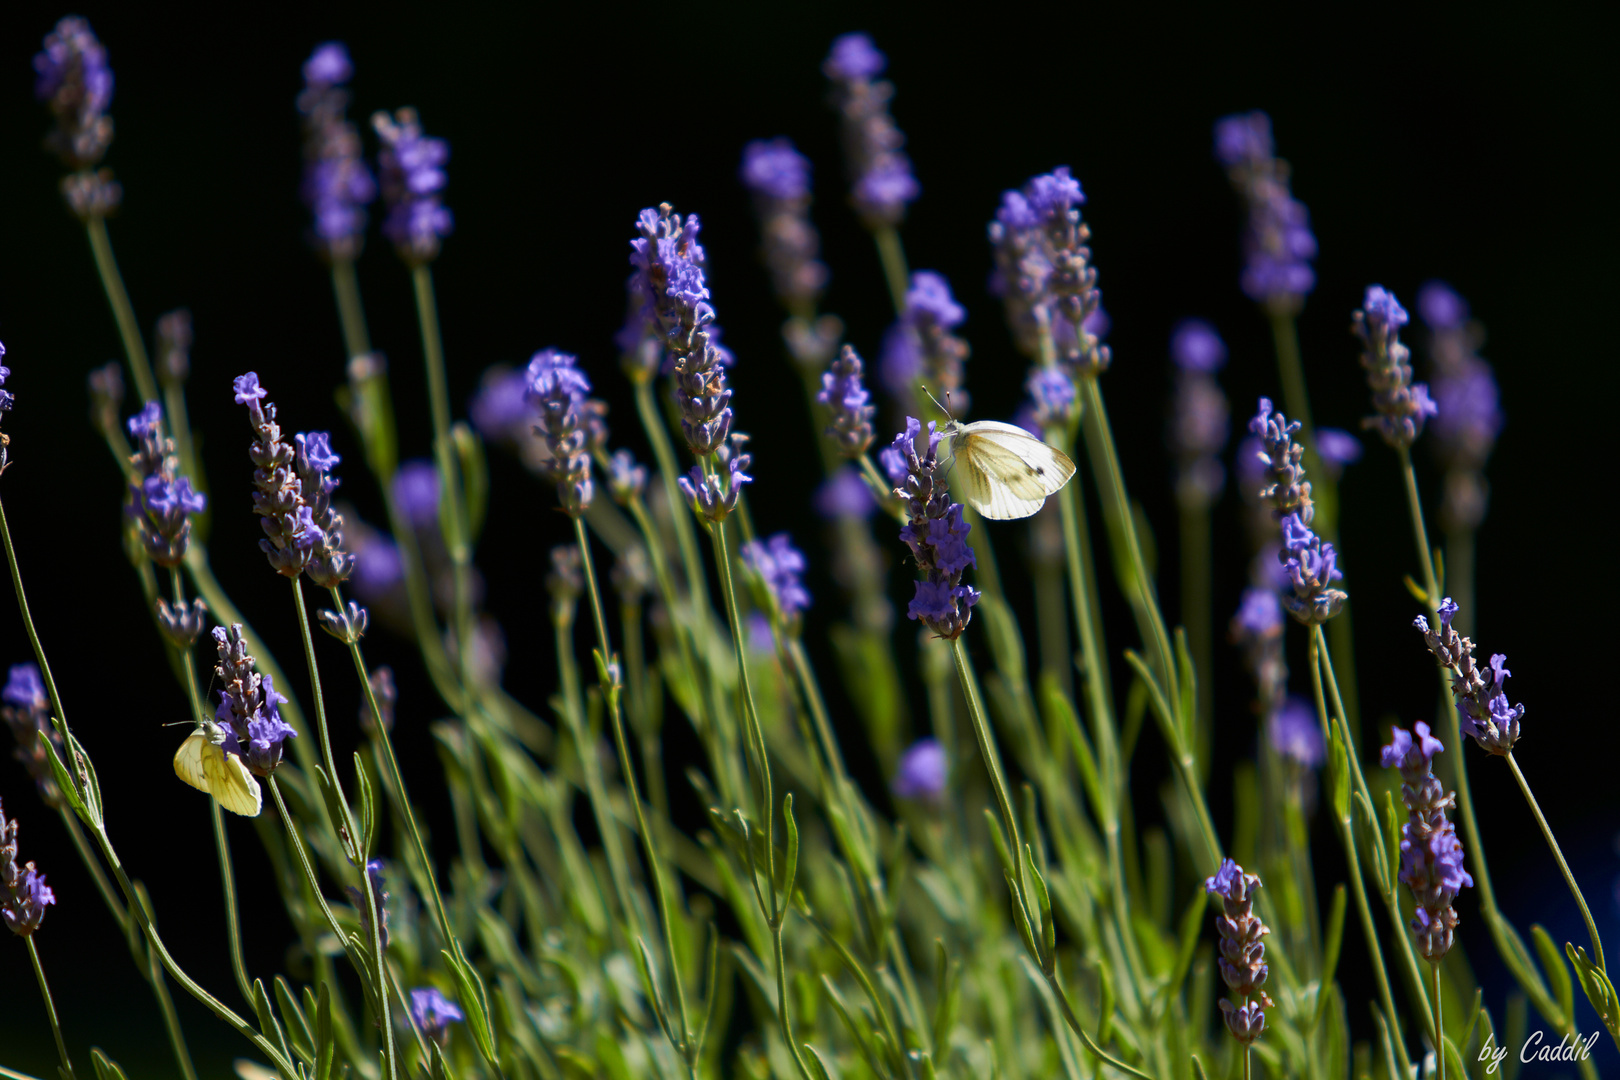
left=35, top=17, right=121, bottom=218
left=127, top=401, right=208, bottom=568
left=824, top=33, right=919, bottom=229
left=892, top=271, right=971, bottom=414
left=890, top=418, right=980, bottom=639
left=1025, top=367, right=1078, bottom=429
left=411, top=987, right=464, bottom=1047
left=1269, top=697, right=1324, bottom=769
left=1354, top=286, right=1436, bottom=450
left=1, top=665, right=65, bottom=808
left=1204, top=858, right=1273, bottom=1045
left=678, top=436, right=753, bottom=524
left=373, top=108, right=452, bottom=266
left=818, top=345, right=876, bottom=457
left=1169, top=321, right=1229, bottom=510
left=214, top=625, right=296, bottom=776
left=1214, top=111, right=1316, bottom=313
left=236, top=374, right=321, bottom=577
left=295, top=431, right=354, bottom=587
left=470, top=366, right=535, bottom=445
left=606, top=450, right=648, bottom=507
left=1414, top=598, right=1522, bottom=754
left=1248, top=400, right=1345, bottom=624
left=525, top=349, right=595, bottom=516
left=393, top=460, right=441, bottom=531
left=741, top=533, right=812, bottom=625
left=1418, top=281, right=1502, bottom=531
left=741, top=138, right=828, bottom=310
left=892, top=737, right=947, bottom=800
left=1314, top=428, right=1362, bottom=481
left=1383, top=721, right=1471, bottom=960
left=815, top=466, right=878, bottom=520
left=1, top=801, right=55, bottom=936
left=298, top=43, right=376, bottom=260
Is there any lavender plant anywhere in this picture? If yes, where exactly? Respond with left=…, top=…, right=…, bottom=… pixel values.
left=0, top=19, right=1609, bottom=1080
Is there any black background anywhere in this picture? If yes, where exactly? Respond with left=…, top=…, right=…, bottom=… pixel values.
left=0, top=0, right=1615, bottom=1075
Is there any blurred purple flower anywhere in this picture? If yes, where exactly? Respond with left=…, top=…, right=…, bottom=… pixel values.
left=892, top=737, right=946, bottom=800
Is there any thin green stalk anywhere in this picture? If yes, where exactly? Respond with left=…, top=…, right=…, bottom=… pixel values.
left=1432, top=962, right=1444, bottom=1080
left=0, top=495, right=75, bottom=768
left=331, top=257, right=372, bottom=359
left=409, top=263, right=474, bottom=674
left=575, top=517, right=700, bottom=1078
left=1178, top=503, right=1214, bottom=773
left=873, top=226, right=910, bottom=317
left=948, top=638, right=1027, bottom=916
left=1505, top=753, right=1604, bottom=969
left=25, top=937, right=75, bottom=1080
left=84, top=215, right=158, bottom=403
left=635, top=380, right=713, bottom=636
left=288, top=578, right=397, bottom=1080
left=141, top=936, right=199, bottom=1080
left=1308, top=629, right=1410, bottom=1079
left=1444, top=526, right=1476, bottom=639
left=621, top=597, right=669, bottom=820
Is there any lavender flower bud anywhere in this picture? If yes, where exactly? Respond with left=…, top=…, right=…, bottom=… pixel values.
left=88, top=360, right=124, bottom=445
left=126, top=402, right=208, bottom=568
left=235, top=374, right=320, bottom=577
left=610, top=546, right=653, bottom=603
left=1413, top=598, right=1523, bottom=754
left=525, top=350, right=594, bottom=516
left=410, top=987, right=464, bottom=1048
left=1231, top=587, right=1286, bottom=734
left=1314, top=428, right=1362, bottom=481
left=155, top=309, right=192, bottom=388
left=824, top=34, right=919, bottom=230
left=373, top=108, right=452, bottom=266
left=1268, top=697, right=1323, bottom=769
left=346, top=859, right=390, bottom=948
left=361, top=666, right=396, bottom=734
left=741, top=138, right=828, bottom=310
left=1214, top=112, right=1316, bottom=314
left=392, top=460, right=441, bottom=532
left=891, top=418, right=980, bottom=640
left=213, top=624, right=296, bottom=776
left=1205, top=859, right=1273, bottom=1045
left=156, top=597, right=208, bottom=649
left=815, top=466, right=878, bottom=521
left=35, top=18, right=121, bottom=218
left=678, top=436, right=753, bottom=524
left=1248, top=400, right=1345, bottom=624
left=547, top=545, right=583, bottom=623
left=469, top=366, right=534, bottom=446
left=606, top=450, right=647, bottom=506
left=2, top=665, right=64, bottom=808
left=741, top=534, right=811, bottom=627
left=1353, top=287, right=1436, bottom=449
left=299, top=43, right=376, bottom=261
left=818, top=345, right=876, bottom=457
left=0, top=801, right=55, bottom=936
left=901, top=273, right=971, bottom=414
left=1381, top=722, right=1472, bottom=960
left=318, top=600, right=369, bottom=644
left=1418, top=282, right=1502, bottom=532
left=1168, top=320, right=1229, bottom=510
left=892, top=737, right=946, bottom=800
left=295, top=432, right=354, bottom=586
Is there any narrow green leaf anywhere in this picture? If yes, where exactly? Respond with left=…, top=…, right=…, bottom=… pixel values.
left=1531, top=925, right=1573, bottom=1027
left=442, top=949, right=499, bottom=1071
left=1189, top=1054, right=1209, bottom=1080
left=631, top=936, right=677, bottom=1047
left=782, top=793, right=801, bottom=904
left=314, top=981, right=334, bottom=1080
left=352, top=752, right=377, bottom=862
left=931, top=939, right=961, bottom=1059
left=1503, top=992, right=1527, bottom=1080
left=252, top=978, right=293, bottom=1065
left=451, top=421, right=488, bottom=543
left=1040, top=673, right=1109, bottom=823
left=1005, top=869, right=1040, bottom=961
left=275, top=977, right=316, bottom=1066
left=1327, top=723, right=1350, bottom=821
left=38, top=727, right=87, bottom=823
left=1382, top=791, right=1402, bottom=900
left=1166, top=888, right=1208, bottom=1001
left=63, top=727, right=104, bottom=827
left=311, top=765, right=358, bottom=864
left=1173, top=627, right=1196, bottom=744
left=88, top=1048, right=128, bottom=1080
left=1315, top=885, right=1349, bottom=1030
left=1402, top=574, right=1430, bottom=604
left=802, top=1043, right=838, bottom=1080
left=1024, top=845, right=1056, bottom=960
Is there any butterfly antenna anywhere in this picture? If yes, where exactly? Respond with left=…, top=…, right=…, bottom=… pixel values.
left=921, top=384, right=956, bottom=421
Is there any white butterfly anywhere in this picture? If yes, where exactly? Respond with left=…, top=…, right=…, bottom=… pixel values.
left=942, top=420, right=1077, bottom=520
left=173, top=719, right=263, bottom=817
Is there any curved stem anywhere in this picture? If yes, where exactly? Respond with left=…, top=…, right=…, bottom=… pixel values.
left=1432, top=962, right=1445, bottom=1080
left=0, top=495, right=76, bottom=771
left=84, top=215, right=158, bottom=404
left=26, top=937, right=76, bottom=1079
left=873, top=227, right=910, bottom=318
left=1505, top=753, right=1605, bottom=969
left=949, top=638, right=1027, bottom=912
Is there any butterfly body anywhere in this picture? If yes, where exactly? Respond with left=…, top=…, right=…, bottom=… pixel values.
left=942, top=420, right=1076, bottom=520
left=173, top=719, right=262, bottom=817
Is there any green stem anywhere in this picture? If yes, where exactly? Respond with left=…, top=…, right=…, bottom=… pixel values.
left=331, top=257, right=372, bottom=359
left=142, top=935, right=199, bottom=1080
left=25, top=937, right=76, bottom=1080
left=1433, top=962, right=1445, bottom=1080
left=209, top=801, right=253, bottom=1005
left=949, top=637, right=1027, bottom=914
left=288, top=578, right=396, bottom=1080
left=84, top=215, right=158, bottom=404
left=0, top=495, right=76, bottom=774
left=1178, top=503, right=1214, bottom=774
left=1505, top=753, right=1605, bottom=969
left=873, top=226, right=911, bottom=318
left=575, top=518, right=700, bottom=1076
left=1445, top=525, right=1476, bottom=639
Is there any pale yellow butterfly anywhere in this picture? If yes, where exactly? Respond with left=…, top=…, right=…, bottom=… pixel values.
left=173, top=718, right=262, bottom=817
left=942, top=419, right=1077, bottom=520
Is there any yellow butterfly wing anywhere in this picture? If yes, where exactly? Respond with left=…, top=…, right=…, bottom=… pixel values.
left=201, top=742, right=263, bottom=817
left=173, top=731, right=212, bottom=794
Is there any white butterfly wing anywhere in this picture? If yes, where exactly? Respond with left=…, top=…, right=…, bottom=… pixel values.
left=173, top=731, right=212, bottom=794
left=950, top=422, right=1076, bottom=520
left=202, top=742, right=263, bottom=817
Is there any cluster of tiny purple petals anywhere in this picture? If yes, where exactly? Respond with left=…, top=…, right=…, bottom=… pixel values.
left=680, top=436, right=753, bottom=524
left=890, top=418, right=979, bottom=639
left=892, top=737, right=946, bottom=800
left=818, top=345, right=876, bottom=457
left=1214, top=112, right=1316, bottom=311
left=741, top=138, right=828, bottom=308
left=525, top=349, right=595, bottom=516
left=1414, top=599, right=1523, bottom=754
left=741, top=533, right=812, bottom=624
left=1419, top=282, right=1502, bottom=531
left=1169, top=320, right=1230, bottom=509
left=34, top=17, right=121, bottom=217
left=294, top=432, right=353, bottom=586
left=411, top=987, right=464, bottom=1047
left=1, top=665, right=64, bottom=807
left=0, top=801, right=54, bottom=936
left=235, top=373, right=323, bottom=577
left=1249, top=399, right=1345, bottom=624
left=824, top=33, right=919, bottom=229
left=373, top=108, right=451, bottom=265
left=1205, top=859, right=1272, bottom=1045
left=125, top=401, right=208, bottom=568
left=213, top=625, right=296, bottom=776
left=298, top=43, right=376, bottom=260
left=1381, top=722, right=1471, bottom=960
left=1353, top=286, right=1436, bottom=449
left=904, top=272, right=971, bottom=413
